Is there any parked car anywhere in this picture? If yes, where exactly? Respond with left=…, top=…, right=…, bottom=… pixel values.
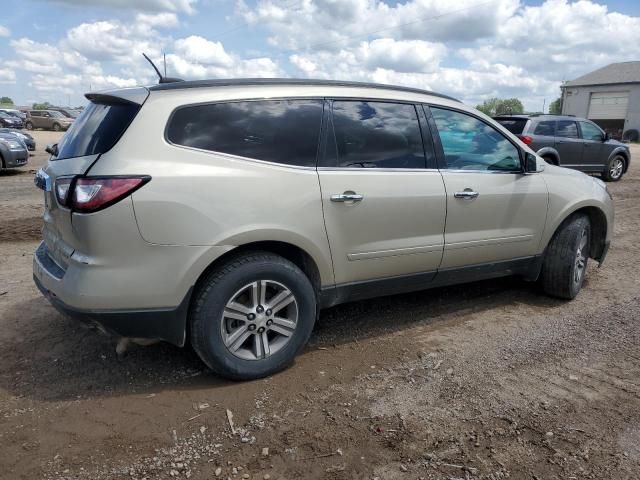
left=33, top=79, right=614, bottom=380
left=0, top=108, right=27, bottom=121
left=0, top=128, right=36, bottom=151
left=0, top=131, right=28, bottom=169
left=494, top=114, right=631, bottom=181
left=0, top=110, right=24, bottom=129
left=49, top=107, right=81, bottom=119
left=25, top=110, right=74, bottom=131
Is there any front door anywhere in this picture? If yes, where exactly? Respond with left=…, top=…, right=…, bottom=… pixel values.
left=318, top=100, right=446, bottom=285
left=554, top=119, right=584, bottom=168
left=427, top=106, right=548, bottom=269
left=578, top=120, right=606, bottom=171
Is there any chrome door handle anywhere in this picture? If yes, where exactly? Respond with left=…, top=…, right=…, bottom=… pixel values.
left=330, top=193, right=364, bottom=202
left=454, top=190, right=479, bottom=200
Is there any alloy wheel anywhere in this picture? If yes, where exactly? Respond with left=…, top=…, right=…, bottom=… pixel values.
left=610, top=157, right=624, bottom=180
left=574, top=229, right=588, bottom=284
left=220, top=280, right=298, bottom=361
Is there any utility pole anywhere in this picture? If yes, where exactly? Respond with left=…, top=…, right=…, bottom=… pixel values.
left=542, top=98, right=546, bottom=114
left=163, top=52, right=167, bottom=77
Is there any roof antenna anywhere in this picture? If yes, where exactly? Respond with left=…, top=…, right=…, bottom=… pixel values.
left=142, top=52, right=183, bottom=84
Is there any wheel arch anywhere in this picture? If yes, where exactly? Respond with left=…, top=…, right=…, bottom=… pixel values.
left=610, top=147, right=630, bottom=173
left=536, top=147, right=560, bottom=165
left=545, top=205, right=609, bottom=263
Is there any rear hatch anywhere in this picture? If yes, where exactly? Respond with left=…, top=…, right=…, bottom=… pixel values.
left=36, top=88, right=148, bottom=271
left=493, top=116, right=528, bottom=135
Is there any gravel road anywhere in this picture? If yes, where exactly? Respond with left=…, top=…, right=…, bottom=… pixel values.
left=1, top=132, right=639, bottom=479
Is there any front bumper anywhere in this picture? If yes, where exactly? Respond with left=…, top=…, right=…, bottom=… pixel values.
left=2, top=148, right=28, bottom=167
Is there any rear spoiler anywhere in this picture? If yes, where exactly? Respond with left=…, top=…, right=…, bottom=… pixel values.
left=85, top=86, right=149, bottom=106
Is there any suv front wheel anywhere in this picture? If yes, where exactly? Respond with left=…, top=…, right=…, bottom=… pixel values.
left=602, top=155, right=625, bottom=182
left=541, top=214, right=590, bottom=299
left=190, top=252, right=316, bottom=380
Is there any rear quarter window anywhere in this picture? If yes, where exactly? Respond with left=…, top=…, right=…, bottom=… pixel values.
left=55, top=102, right=140, bottom=160
left=166, top=99, right=323, bottom=167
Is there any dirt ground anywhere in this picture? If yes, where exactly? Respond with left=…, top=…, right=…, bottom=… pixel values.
left=1, top=132, right=639, bottom=480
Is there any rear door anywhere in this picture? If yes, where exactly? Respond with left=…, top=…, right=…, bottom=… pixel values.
left=428, top=106, right=548, bottom=269
left=530, top=120, right=556, bottom=152
left=578, top=120, right=606, bottom=170
left=36, top=95, right=145, bottom=270
left=554, top=120, right=584, bottom=167
left=318, top=99, right=446, bottom=286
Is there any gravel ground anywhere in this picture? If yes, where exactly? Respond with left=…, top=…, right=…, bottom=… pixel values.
left=1, top=132, right=639, bottom=479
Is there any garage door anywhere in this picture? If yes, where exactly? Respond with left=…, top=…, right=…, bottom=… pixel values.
left=588, top=92, right=629, bottom=120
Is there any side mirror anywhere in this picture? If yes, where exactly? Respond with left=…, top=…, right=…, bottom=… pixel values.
left=524, top=152, right=543, bottom=173
left=603, top=132, right=610, bottom=142
left=45, top=143, right=58, bottom=156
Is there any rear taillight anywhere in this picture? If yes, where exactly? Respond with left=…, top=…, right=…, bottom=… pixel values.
left=517, top=135, right=533, bottom=145
left=55, top=176, right=150, bottom=213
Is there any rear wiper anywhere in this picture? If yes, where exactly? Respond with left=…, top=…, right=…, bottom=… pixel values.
left=45, top=143, right=58, bottom=157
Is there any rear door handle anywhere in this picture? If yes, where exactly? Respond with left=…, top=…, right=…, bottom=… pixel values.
left=454, top=190, right=479, bottom=200
left=331, top=192, right=364, bottom=203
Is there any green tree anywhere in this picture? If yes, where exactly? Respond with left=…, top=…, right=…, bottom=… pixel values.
left=32, top=101, right=52, bottom=110
left=476, top=97, right=524, bottom=116
left=549, top=97, right=562, bottom=115
left=0, top=96, right=13, bottom=105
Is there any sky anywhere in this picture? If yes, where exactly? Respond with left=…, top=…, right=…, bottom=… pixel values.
left=0, top=0, right=639, bottom=110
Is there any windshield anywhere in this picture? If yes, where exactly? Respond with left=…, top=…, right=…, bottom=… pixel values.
left=0, top=112, right=10, bottom=118
left=55, top=101, right=140, bottom=160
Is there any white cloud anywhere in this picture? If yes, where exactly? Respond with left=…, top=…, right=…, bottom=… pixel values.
left=167, top=37, right=282, bottom=79
left=238, top=0, right=519, bottom=51
left=0, top=25, right=10, bottom=37
left=0, top=67, right=16, bottom=84
left=49, top=0, right=196, bottom=13
left=174, top=36, right=234, bottom=67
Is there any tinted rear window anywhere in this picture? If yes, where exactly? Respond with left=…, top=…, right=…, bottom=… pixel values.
left=55, top=102, right=140, bottom=161
left=494, top=118, right=527, bottom=134
left=167, top=100, right=323, bottom=167
left=533, top=120, right=556, bottom=136
left=324, top=101, right=426, bottom=169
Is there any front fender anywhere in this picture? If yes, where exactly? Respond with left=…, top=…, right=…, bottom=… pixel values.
left=539, top=165, right=614, bottom=253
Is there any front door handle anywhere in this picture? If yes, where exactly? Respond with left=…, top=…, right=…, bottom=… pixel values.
left=331, top=192, right=364, bottom=203
left=454, top=189, right=479, bottom=200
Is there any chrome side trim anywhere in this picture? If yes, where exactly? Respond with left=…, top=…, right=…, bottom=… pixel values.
left=348, top=244, right=443, bottom=261
left=445, top=234, right=534, bottom=250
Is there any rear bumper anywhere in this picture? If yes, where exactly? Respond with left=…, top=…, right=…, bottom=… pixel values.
left=34, top=272, right=191, bottom=346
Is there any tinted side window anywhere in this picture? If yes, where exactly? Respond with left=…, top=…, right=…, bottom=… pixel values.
left=579, top=121, right=604, bottom=141
left=326, top=101, right=425, bottom=169
left=431, top=107, right=521, bottom=171
left=533, top=121, right=555, bottom=136
left=556, top=120, right=579, bottom=138
left=167, top=100, right=323, bottom=167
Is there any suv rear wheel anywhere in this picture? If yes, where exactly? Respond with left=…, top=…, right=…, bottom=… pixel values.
left=541, top=214, right=590, bottom=299
left=602, top=155, right=625, bottom=182
left=190, top=252, right=316, bottom=380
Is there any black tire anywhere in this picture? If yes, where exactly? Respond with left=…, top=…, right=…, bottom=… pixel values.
left=541, top=214, right=591, bottom=300
left=52, top=123, right=61, bottom=132
left=601, top=155, right=625, bottom=182
left=25, top=121, right=33, bottom=130
left=190, top=252, right=316, bottom=380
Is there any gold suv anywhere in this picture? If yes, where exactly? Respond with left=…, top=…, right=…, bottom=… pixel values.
left=33, top=79, right=614, bottom=379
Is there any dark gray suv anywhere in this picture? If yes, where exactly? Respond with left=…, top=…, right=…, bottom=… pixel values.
left=495, top=114, right=631, bottom=181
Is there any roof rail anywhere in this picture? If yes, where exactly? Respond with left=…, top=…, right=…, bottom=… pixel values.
left=147, top=78, right=461, bottom=102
